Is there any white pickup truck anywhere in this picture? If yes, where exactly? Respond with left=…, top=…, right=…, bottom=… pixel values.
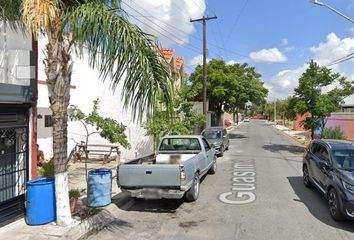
left=117, top=135, right=217, bottom=202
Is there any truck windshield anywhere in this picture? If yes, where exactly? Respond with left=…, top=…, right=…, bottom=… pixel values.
left=159, top=138, right=202, bottom=151
left=332, top=150, right=354, bottom=170
left=202, top=130, right=222, bottom=139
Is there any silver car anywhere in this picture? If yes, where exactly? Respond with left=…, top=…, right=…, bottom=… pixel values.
left=201, top=127, right=230, bottom=157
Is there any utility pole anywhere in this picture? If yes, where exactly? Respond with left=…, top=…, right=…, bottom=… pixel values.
left=190, top=15, right=217, bottom=128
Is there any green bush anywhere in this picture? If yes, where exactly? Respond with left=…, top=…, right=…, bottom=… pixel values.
left=38, top=159, right=54, bottom=177
left=69, top=189, right=81, bottom=199
left=321, top=127, right=345, bottom=140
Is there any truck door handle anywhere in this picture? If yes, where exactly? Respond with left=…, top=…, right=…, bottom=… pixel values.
left=145, top=171, right=152, bottom=174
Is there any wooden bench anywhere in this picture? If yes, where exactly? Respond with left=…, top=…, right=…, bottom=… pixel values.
left=76, top=144, right=120, bottom=163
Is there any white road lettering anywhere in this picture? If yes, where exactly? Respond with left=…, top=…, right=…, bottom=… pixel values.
left=219, top=160, right=256, bottom=205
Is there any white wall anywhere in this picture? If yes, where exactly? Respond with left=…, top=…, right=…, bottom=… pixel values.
left=0, top=21, right=32, bottom=86
left=37, top=37, right=154, bottom=161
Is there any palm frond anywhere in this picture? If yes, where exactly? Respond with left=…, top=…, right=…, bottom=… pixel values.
left=64, top=2, right=173, bottom=121
left=21, top=0, right=59, bottom=38
left=0, top=0, right=23, bottom=30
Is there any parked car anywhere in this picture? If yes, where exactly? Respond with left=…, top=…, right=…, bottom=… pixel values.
left=224, top=119, right=232, bottom=127
left=244, top=117, right=250, bottom=122
left=303, top=139, right=354, bottom=221
left=201, top=127, right=229, bottom=157
left=117, top=135, right=216, bottom=202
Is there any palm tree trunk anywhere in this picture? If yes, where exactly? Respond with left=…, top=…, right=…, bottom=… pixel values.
left=45, top=27, right=74, bottom=226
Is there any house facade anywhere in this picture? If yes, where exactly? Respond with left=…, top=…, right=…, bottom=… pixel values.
left=37, top=41, right=185, bottom=161
left=0, top=22, right=37, bottom=226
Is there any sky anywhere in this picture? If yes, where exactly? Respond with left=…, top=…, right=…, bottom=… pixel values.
left=121, top=0, right=354, bottom=104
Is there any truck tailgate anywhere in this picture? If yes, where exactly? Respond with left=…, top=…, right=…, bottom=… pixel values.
left=118, top=165, right=181, bottom=188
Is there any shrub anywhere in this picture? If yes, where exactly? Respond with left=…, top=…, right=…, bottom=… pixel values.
left=321, top=127, right=345, bottom=140
left=38, top=159, right=54, bottom=177
left=69, top=189, right=81, bottom=199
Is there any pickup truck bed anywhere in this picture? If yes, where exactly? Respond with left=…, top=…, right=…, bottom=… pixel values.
left=116, top=136, right=216, bottom=201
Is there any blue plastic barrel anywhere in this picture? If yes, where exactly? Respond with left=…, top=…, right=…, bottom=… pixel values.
left=87, top=168, right=112, bottom=207
left=26, top=177, right=56, bottom=225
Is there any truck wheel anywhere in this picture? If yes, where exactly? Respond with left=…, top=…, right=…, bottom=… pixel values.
left=186, top=173, right=200, bottom=202
left=208, top=157, right=217, bottom=174
left=219, top=146, right=224, bottom=157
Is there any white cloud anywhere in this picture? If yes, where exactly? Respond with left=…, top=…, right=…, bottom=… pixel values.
left=267, top=33, right=354, bottom=104
left=310, top=32, right=354, bottom=66
left=226, top=59, right=248, bottom=65
left=281, top=38, right=288, bottom=46
left=267, top=65, right=307, bottom=100
left=122, top=0, right=206, bottom=46
left=226, top=60, right=237, bottom=65
left=249, top=48, right=287, bottom=63
left=189, top=54, right=210, bottom=66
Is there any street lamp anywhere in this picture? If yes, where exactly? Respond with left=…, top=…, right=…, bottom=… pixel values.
left=309, top=0, right=354, bottom=24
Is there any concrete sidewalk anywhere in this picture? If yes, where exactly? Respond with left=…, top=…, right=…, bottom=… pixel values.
left=0, top=160, right=122, bottom=240
left=272, top=123, right=310, bottom=145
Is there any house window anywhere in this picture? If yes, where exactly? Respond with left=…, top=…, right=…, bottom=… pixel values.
left=44, top=115, right=53, bottom=127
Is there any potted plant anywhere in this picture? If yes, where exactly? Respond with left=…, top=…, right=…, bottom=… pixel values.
left=69, top=189, right=81, bottom=213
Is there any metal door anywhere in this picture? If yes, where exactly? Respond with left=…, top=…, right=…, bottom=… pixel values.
left=0, top=106, right=29, bottom=227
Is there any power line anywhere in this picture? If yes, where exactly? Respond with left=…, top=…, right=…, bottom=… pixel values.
left=226, top=0, right=250, bottom=43
left=121, top=1, right=202, bottom=54
left=121, top=1, right=248, bottom=59
left=325, top=53, right=354, bottom=67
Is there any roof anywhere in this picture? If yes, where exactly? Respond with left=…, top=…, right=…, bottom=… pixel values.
left=175, top=57, right=184, bottom=70
left=314, top=139, right=354, bottom=150
left=160, top=48, right=174, bottom=64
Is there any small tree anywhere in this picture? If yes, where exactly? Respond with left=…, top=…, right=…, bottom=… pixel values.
left=69, top=99, right=130, bottom=148
left=292, top=60, right=354, bottom=139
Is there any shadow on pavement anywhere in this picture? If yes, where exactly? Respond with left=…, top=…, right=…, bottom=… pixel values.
left=112, top=176, right=210, bottom=213
left=112, top=190, right=184, bottom=213
left=288, top=176, right=354, bottom=232
left=262, top=144, right=304, bottom=154
left=229, top=133, right=247, bottom=139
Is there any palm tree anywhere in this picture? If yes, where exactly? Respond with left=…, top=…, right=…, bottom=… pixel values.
left=1, top=0, right=173, bottom=226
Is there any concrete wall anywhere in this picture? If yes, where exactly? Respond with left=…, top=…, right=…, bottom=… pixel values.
left=0, top=22, right=32, bottom=86
left=37, top=37, right=153, bottom=161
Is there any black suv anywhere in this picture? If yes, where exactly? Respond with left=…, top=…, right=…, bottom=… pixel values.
left=303, top=139, right=354, bottom=221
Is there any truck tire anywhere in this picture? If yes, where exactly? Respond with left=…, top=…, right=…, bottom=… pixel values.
left=208, top=156, right=217, bottom=174
left=185, top=173, right=200, bottom=202
left=219, top=146, right=224, bottom=157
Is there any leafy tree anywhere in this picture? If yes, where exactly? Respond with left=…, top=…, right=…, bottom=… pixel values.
left=1, top=0, right=172, bottom=225
left=144, top=80, right=205, bottom=149
left=292, top=60, right=354, bottom=139
left=189, top=59, right=268, bottom=124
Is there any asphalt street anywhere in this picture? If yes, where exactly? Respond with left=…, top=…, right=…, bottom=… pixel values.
left=87, top=120, right=354, bottom=240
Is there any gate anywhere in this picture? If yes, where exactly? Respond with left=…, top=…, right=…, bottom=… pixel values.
left=0, top=106, right=29, bottom=227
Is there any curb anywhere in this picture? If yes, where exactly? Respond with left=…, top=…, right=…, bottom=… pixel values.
left=64, top=204, right=120, bottom=240
left=227, top=122, right=243, bottom=131
left=271, top=125, right=308, bottom=147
